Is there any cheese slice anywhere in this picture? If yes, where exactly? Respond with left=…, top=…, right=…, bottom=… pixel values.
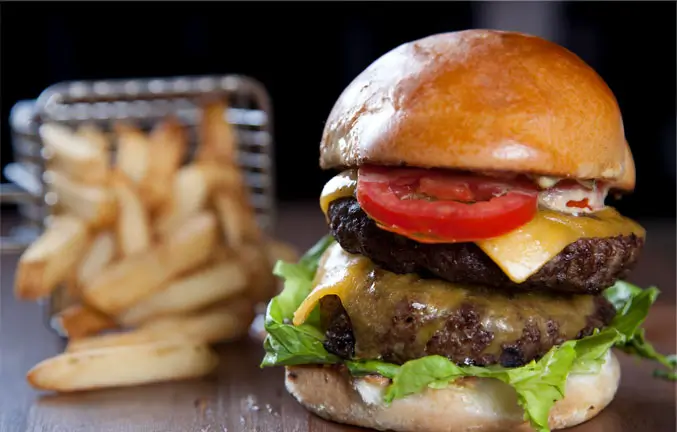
left=320, top=169, right=357, bottom=216
left=319, top=170, right=646, bottom=284
left=293, top=242, right=367, bottom=325
left=475, top=208, right=644, bottom=283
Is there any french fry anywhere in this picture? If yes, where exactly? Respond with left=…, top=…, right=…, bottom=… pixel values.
left=75, top=122, right=110, bottom=153
left=118, top=260, right=249, bottom=326
left=69, top=299, right=252, bottom=353
left=114, top=122, right=150, bottom=185
left=15, top=215, right=89, bottom=300
left=63, top=268, right=82, bottom=299
left=155, top=165, right=237, bottom=238
left=83, top=212, right=217, bottom=315
left=28, top=341, right=219, bottom=392
left=82, top=249, right=167, bottom=315
left=39, top=123, right=109, bottom=185
left=75, top=231, right=116, bottom=291
left=213, top=191, right=261, bottom=248
left=65, top=329, right=190, bottom=352
left=47, top=170, right=116, bottom=228
left=159, top=211, right=218, bottom=276
left=209, top=244, right=237, bottom=263
left=141, top=299, right=254, bottom=344
left=111, top=173, right=151, bottom=256
left=196, top=100, right=237, bottom=164
left=148, top=116, right=187, bottom=175
left=139, top=116, right=188, bottom=211
left=53, top=304, right=117, bottom=339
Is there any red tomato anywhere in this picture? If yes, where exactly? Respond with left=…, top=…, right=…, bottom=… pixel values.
left=356, top=165, right=539, bottom=243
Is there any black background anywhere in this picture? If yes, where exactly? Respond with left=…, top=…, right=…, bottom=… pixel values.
left=1, top=2, right=675, bottom=219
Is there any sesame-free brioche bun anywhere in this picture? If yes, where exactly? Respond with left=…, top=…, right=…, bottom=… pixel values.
left=320, top=30, right=635, bottom=191
left=285, top=350, right=620, bottom=432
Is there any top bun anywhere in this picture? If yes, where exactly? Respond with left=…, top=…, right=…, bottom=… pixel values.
left=320, top=30, right=635, bottom=191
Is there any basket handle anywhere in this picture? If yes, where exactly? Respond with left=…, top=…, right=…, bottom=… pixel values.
left=0, top=183, right=38, bottom=253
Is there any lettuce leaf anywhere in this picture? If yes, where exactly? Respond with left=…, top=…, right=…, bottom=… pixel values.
left=260, top=235, right=339, bottom=367
left=603, top=279, right=643, bottom=310
left=603, top=281, right=677, bottom=379
left=262, top=237, right=674, bottom=432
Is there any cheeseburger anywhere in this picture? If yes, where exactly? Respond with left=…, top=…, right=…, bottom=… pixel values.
left=262, top=30, right=674, bottom=432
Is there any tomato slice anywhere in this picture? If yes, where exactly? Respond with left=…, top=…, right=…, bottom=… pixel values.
left=356, top=165, right=539, bottom=243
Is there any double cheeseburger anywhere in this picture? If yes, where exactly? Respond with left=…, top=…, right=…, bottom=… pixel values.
left=262, top=30, right=673, bottom=432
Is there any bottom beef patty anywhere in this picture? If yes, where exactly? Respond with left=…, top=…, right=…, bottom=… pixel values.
left=321, top=291, right=615, bottom=367
left=328, top=197, right=644, bottom=295
left=310, top=242, right=617, bottom=367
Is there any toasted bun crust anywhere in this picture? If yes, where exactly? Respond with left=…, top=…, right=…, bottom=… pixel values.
left=320, top=30, right=635, bottom=191
left=285, top=350, right=620, bottom=432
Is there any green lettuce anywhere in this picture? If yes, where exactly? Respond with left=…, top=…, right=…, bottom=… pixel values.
left=261, top=237, right=675, bottom=432
left=603, top=281, right=677, bottom=378
left=261, top=235, right=339, bottom=367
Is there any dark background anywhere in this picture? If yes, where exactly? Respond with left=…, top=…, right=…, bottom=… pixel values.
left=1, top=1, right=675, bottom=219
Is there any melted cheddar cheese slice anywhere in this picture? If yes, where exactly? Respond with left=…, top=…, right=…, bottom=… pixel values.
left=293, top=243, right=367, bottom=325
left=320, top=169, right=358, bottom=216
left=319, top=170, right=645, bottom=284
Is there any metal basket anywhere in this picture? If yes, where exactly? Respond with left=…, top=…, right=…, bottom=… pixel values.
left=1, top=74, right=276, bottom=335
left=1, top=101, right=47, bottom=252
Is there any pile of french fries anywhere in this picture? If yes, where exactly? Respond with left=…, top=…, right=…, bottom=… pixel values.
left=14, top=100, right=298, bottom=392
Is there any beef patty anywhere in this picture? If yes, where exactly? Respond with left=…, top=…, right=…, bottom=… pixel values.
left=328, top=197, right=643, bottom=295
left=321, top=293, right=615, bottom=368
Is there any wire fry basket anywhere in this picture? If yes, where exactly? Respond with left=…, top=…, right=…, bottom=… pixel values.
left=1, top=74, right=276, bottom=335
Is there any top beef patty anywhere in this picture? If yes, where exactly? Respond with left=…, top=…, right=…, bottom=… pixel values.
left=328, top=197, right=643, bottom=295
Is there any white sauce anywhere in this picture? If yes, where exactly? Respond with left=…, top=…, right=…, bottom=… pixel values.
left=537, top=181, right=608, bottom=214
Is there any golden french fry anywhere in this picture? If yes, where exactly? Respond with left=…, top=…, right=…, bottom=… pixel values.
left=82, top=250, right=166, bottom=315
left=139, top=116, right=188, bottom=211
left=54, top=284, right=82, bottom=315
left=63, top=268, right=81, bottom=299
left=28, top=341, right=219, bottom=392
left=15, top=215, right=89, bottom=300
left=47, top=170, right=116, bottom=228
left=213, top=191, right=261, bottom=248
left=83, top=212, right=217, bottom=315
left=141, top=299, right=254, bottom=345
left=65, top=329, right=189, bottom=352
left=210, top=244, right=236, bottom=263
left=265, top=238, right=300, bottom=265
left=149, top=116, right=187, bottom=174
left=111, top=173, right=151, bottom=256
left=159, top=211, right=218, bottom=277
left=75, top=231, right=116, bottom=290
left=114, top=122, right=150, bottom=185
left=75, top=122, right=110, bottom=153
left=196, top=100, right=237, bottom=164
left=53, top=304, right=117, bottom=339
left=118, top=260, right=249, bottom=326
left=155, top=163, right=241, bottom=238
left=69, top=299, right=252, bottom=353
left=39, top=123, right=109, bottom=185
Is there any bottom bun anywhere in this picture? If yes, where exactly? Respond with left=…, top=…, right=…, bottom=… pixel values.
left=285, top=351, right=620, bottom=432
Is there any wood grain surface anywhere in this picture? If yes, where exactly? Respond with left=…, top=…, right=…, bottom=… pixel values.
left=1, top=204, right=675, bottom=432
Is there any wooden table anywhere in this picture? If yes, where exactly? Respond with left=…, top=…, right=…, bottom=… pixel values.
left=1, top=205, right=675, bottom=432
